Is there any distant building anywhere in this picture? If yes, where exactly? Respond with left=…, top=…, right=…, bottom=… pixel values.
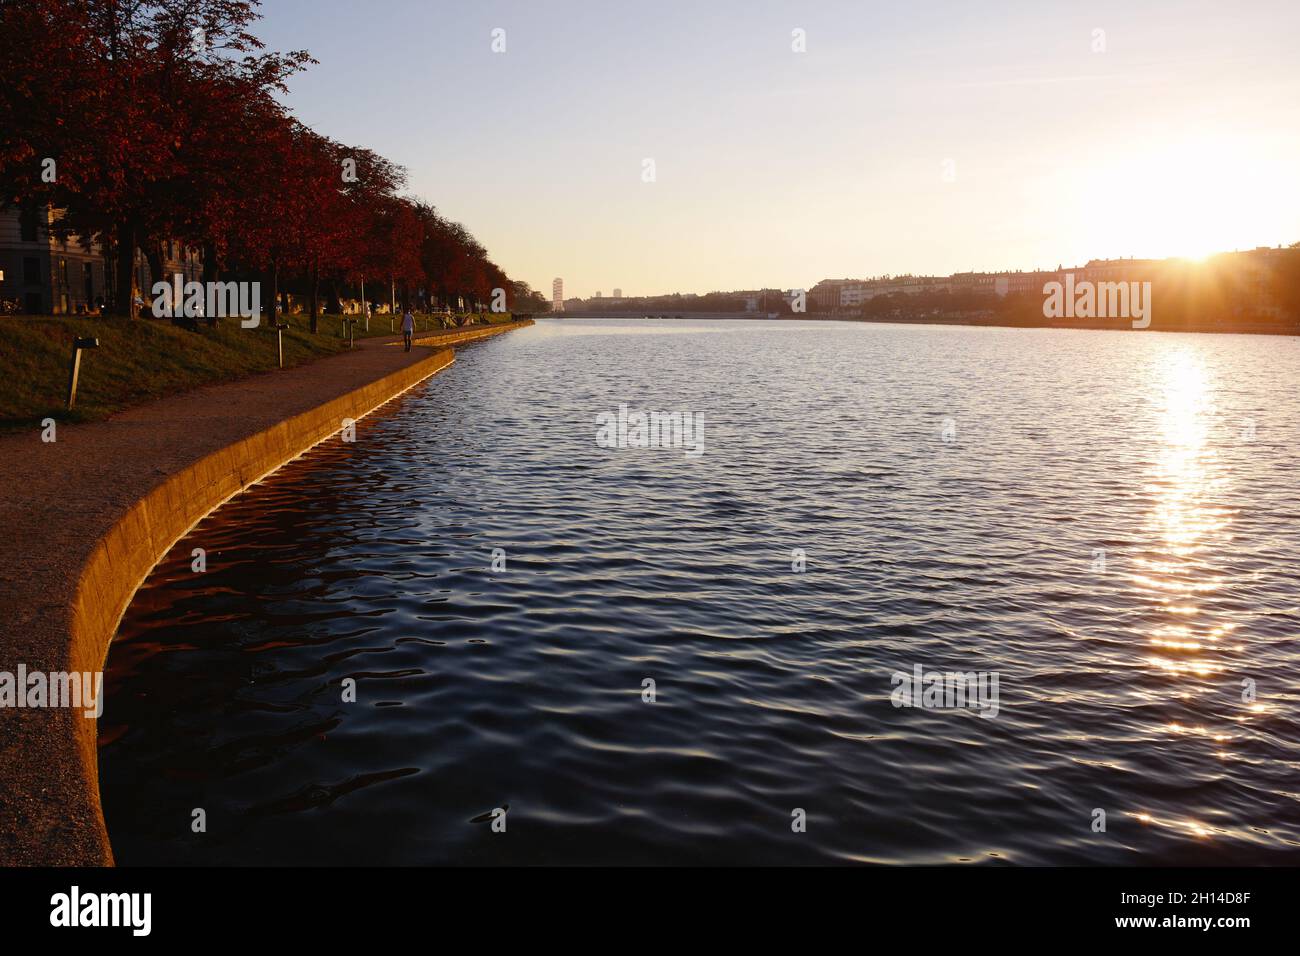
left=552, top=277, right=563, bottom=312
left=546, top=247, right=1294, bottom=324
left=0, top=204, right=202, bottom=315
left=808, top=279, right=851, bottom=312
left=840, top=275, right=949, bottom=307
left=948, top=272, right=998, bottom=295
left=1003, top=270, right=1057, bottom=295
left=814, top=249, right=1296, bottom=327
left=1218, top=247, right=1287, bottom=319
left=0, top=205, right=106, bottom=314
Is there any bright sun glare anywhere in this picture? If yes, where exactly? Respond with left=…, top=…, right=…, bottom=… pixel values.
left=1079, top=134, right=1283, bottom=261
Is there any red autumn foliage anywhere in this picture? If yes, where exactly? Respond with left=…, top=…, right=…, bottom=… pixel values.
left=0, top=0, right=549, bottom=320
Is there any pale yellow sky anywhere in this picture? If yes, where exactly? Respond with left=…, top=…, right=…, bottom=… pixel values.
left=263, top=0, right=1300, bottom=297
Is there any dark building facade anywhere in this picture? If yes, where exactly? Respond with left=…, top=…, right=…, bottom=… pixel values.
left=0, top=204, right=202, bottom=315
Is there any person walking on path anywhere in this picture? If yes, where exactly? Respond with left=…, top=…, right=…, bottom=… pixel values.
left=402, top=308, right=415, bottom=351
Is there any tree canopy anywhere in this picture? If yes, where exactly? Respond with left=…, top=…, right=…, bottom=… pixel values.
left=0, top=0, right=547, bottom=318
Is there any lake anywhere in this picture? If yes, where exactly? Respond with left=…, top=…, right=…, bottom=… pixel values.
left=99, top=318, right=1300, bottom=864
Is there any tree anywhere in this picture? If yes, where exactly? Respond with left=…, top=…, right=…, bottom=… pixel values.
left=0, top=0, right=310, bottom=315
left=0, top=0, right=526, bottom=326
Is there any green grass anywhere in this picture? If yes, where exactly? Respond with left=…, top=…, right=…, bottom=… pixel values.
left=0, top=314, right=344, bottom=429
left=331, top=310, right=519, bottom=337
left=0, top=311, right=520, bottom=430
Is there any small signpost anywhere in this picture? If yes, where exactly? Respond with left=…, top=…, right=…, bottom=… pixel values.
left=66, top=336, right=98, bottom=410
left=343, top=317, right=358, bottom=349
left=276, top=322, right=289, bottom=368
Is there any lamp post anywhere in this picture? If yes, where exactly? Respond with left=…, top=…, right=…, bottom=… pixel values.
left=276, top=322, right=289, bottom=368
left=66, top=336, right=98, bottom=410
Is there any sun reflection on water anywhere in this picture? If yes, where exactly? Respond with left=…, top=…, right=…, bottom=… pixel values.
left=1132, top=352, right=1229, bottom=648
left=1129, top=349, right=1248, bottom=841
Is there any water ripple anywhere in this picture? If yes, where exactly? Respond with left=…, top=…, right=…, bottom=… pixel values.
left=99, top=319, right=1300, bottom=864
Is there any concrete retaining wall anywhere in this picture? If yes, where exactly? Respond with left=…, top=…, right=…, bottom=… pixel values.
left=0, top=318, right=533, bottom=865
left=67, top=348, right=455, bottom=864
left=406, top=321, right=531, bottom=349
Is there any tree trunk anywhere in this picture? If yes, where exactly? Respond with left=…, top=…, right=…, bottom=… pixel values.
left=143, top=241, right=164, bottom=293
left=309, top=260, right=320, bottom=334
left=114, top=219, right=137, bottom=317
left=202, top=243, right=217, bottom=284
left=149, top=240, right=173, bottom=319
left=202, top=242, right=218, bottom=327
left=266, top=261, right=279, bottom=332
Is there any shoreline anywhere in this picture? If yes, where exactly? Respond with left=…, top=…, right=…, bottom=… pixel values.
left=0, top=319, right=532, bottom=866
left=562, top=312, right=1300, bottom=336
left=0, top=313, right=527, bottom=431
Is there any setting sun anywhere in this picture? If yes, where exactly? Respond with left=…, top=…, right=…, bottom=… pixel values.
left=1076, top=131, right=1294, bottom=261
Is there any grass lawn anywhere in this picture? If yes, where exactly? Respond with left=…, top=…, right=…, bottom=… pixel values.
left=0, top=311, right=516, bottom=430
left=342, top=310, right=520, bottom=337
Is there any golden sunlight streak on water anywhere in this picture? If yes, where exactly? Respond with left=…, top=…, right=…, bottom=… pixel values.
left=1128, top=810, right=1223, bottom=840
left=1132, top=353, right=1228, bottom=661
left=1127, top=349, right=1250, bottom=832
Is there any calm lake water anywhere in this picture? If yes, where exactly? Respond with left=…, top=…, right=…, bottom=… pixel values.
left=100, top=318, right=1300, bottom=865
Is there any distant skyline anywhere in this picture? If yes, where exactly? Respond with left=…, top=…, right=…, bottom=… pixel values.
left=256, top=0, right=1300, bottom=298
left=522, top=238, right=1300, bottom=302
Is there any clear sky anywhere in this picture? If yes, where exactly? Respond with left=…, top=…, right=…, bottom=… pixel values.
left=255, top=0, right=1300, bottom=298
